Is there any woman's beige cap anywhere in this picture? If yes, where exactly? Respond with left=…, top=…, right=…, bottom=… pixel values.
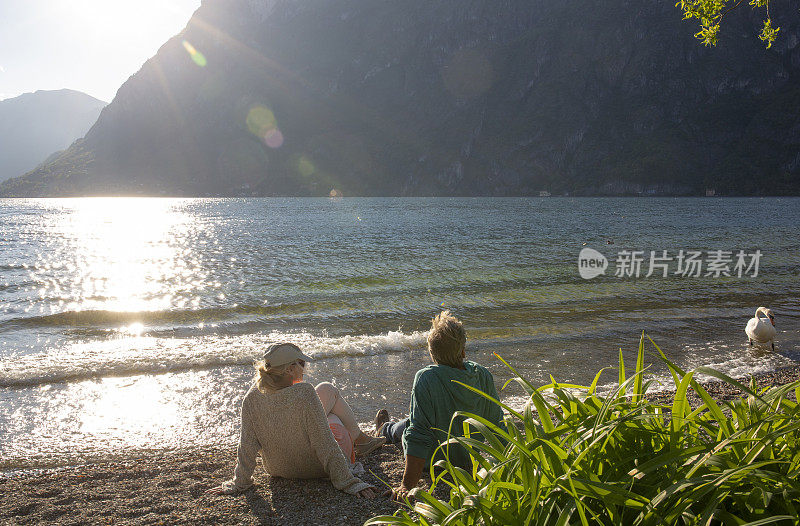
left=263, top=343, right=314, bottom=367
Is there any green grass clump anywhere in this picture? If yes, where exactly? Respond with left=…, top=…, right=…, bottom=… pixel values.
left=366, top=333, right=800, bottom=525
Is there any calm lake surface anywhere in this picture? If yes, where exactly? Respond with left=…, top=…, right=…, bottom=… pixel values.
left=1, top=197, right=799, bottom=470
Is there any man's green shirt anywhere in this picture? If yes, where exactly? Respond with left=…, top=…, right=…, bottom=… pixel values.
left=402, top=360, right=503, bottom=468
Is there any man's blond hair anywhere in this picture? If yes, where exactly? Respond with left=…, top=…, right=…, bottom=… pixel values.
left=427, top=310, right=466, bottom=367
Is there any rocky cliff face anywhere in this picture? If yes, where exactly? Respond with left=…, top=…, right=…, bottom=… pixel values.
left=2, top=0, right=798, bottom=196
left=0, top=90, right=106, bottom=183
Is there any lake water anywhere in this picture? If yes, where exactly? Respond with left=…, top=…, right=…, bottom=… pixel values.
left=1, top=197, right=799, bottom=470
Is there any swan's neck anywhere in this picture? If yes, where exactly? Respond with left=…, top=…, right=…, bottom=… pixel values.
left=756, top=307, right=767, bottom=319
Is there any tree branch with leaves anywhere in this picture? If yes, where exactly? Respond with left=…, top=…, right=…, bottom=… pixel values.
left=677, top=0, right=781, bottom=47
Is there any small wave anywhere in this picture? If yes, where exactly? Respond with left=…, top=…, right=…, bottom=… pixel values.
left=0, top=303, right=350, bottom=331
left=0, top=329, right=427, bottom=388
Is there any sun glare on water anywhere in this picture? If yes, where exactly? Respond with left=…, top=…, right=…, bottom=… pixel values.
left=51, top=198, right=208, bottom=321
left=0, top=198, right=230, bottom=462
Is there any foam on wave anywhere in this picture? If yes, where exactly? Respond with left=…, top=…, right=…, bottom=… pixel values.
left=0, top=329, right=428, bottom=388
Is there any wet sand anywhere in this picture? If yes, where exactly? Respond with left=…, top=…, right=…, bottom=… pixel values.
left=2, top=364, right=798, bottom=525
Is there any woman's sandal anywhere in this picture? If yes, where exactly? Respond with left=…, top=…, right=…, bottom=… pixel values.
left=354, top=435, right=385, bottom=458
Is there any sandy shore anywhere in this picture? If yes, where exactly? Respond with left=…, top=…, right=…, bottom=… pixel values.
left=2, top=365, right=799, bottom=525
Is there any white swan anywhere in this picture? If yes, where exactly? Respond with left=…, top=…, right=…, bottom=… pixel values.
left=745, top=307, right=776, bottom=350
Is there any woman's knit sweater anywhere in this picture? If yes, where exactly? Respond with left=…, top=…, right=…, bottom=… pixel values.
left=224, top=382, right=372, bottom=495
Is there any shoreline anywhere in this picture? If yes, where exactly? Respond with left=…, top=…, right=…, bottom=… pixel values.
left=2, top=364, right=798, bottom=525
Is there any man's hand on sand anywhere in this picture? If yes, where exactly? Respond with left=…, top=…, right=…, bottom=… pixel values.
left=357, top=487, right=378, bottom=498
left=384, top=485, right=412, bottom=501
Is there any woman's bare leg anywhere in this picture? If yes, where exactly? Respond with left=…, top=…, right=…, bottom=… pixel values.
left=315, top=382, right=367, bottom=443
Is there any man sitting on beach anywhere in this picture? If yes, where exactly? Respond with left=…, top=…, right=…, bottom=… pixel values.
left=375, top=310, right=504, bottom=500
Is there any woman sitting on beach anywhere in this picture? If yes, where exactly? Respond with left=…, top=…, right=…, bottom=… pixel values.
left=207, top=343, right=384, bottom=497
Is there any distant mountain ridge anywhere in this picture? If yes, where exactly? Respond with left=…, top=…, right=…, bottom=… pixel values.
left=0, top=90, right=106, bottom=183
left=1, top=0, right=798, bottom=197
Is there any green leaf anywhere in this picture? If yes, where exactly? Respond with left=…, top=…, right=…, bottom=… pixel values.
left=364, top=515, right=422, bottom=525
left=588, top=367, right=608, bottom=396
left=649, top=334, right=684, bottom=387
left=741, top=517, right=798, bottom=526
left=694, top=366, right=768, bottom=405
left=633, top=331, right=646, bottom=404
left=561, top=477, right=649, bottom=508
left=670, top=370, right=695, bottom=446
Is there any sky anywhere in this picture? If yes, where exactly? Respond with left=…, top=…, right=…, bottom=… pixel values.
left=0, top=0, right=202, bottom=103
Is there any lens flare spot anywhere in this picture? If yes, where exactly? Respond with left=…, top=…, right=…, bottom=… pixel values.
left=182, top=40, right=197, bottom=54
left=182, top=40, right=207, bottom=67
left=263, top=127, right=284, bottom=148
left=246, top=105, right=277, bottom=138
left=191, top=53, right=207, bottom=67
left=297, top=156, right=315, bottom=177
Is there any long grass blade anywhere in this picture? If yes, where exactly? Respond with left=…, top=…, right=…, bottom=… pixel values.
left=633, top=331, right=645, bottom=404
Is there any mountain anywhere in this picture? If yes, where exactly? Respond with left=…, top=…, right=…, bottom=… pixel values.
left=2, top=0, right=798, bottom=197
left=0, top=90, right=106, bottom=183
